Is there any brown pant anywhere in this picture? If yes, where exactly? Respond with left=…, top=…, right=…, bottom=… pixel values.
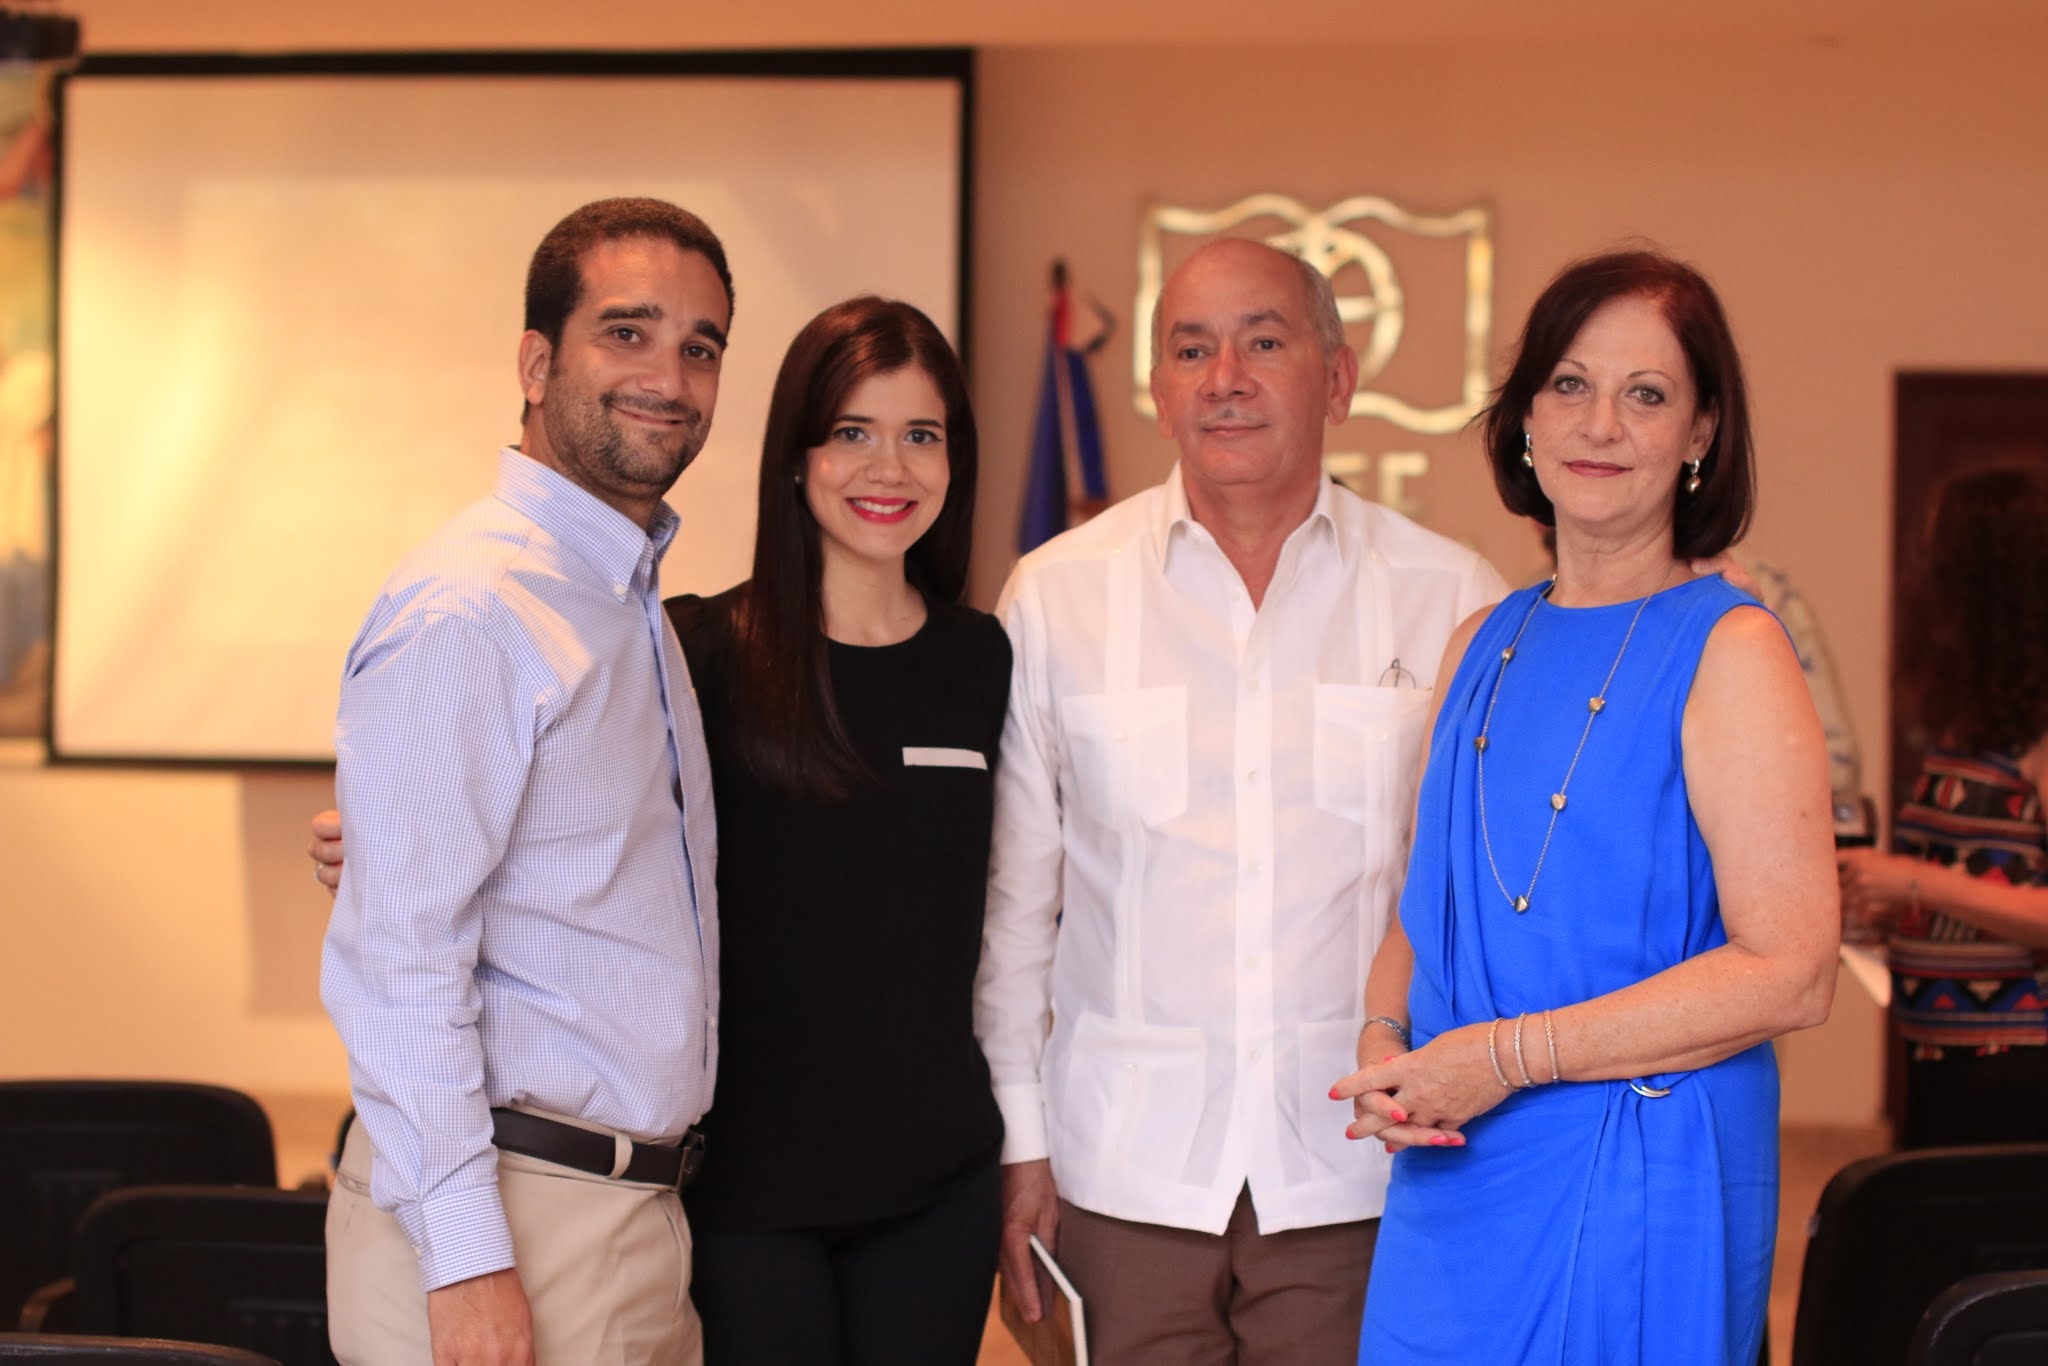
left=1055, top=1189, right=1376, bottom=1366
left=327, top=1116, right=701, bottom=1366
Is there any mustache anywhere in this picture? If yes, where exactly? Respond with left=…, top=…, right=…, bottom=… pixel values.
left=603, top=393, right=704, bottom=426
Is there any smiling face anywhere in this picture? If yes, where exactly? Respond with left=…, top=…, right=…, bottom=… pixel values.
left=1148, top=239, right=1357, bottom=509
left=803, top=365, right=951, bottom=577
left=1522, top=291, right=1717, bottom=546
left=517, top=235, right=731, bottom=523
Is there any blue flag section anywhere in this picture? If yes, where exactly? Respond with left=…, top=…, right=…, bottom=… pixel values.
left=1018, top=265, right=1109, bottom=554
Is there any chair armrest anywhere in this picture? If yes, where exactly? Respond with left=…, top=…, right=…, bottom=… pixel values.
left=17, top=1273, right=79, bottom=1331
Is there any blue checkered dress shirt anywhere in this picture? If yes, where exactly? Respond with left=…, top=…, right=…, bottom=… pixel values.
left=321, top=448, right=718, bottom=1292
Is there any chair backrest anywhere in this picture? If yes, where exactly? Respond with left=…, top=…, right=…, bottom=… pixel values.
left=0, top=1334, right=280, bottom=1364
left=1908, top=1270, right=2048, bottom=1366
left=1791, top=1143, right=2048, bottom=1366
left=71, top=1187, right=330, bottom=1366
left=0, top=1082, right=276, bottom=1328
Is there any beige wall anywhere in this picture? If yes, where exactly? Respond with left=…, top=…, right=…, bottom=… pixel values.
left=10, top=19, right=2048, bottom=1126
left=0, top=763, right=346, bottom=1092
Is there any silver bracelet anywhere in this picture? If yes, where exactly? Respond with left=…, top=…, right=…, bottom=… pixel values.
left=1365, top=1015, right=1411, bottom=1047
left=1543, top=1008, right=1561, bottom=1083
left=1486, top=1018, right=1512, bottom=1090
left=1512, top=1012, right=1537, bottom=1088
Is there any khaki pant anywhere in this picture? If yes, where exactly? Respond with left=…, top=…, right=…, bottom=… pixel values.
left=1055, top=1188, right=1377, bottom=1366
left=327, top=1115, right=701, bottom=1366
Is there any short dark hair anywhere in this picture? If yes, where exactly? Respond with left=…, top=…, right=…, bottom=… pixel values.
left=1903, top=465, right=2048, bottom=755
left=1478, top=248, right=1754, bottom=560
left=734, top=296, right=978, bottom=802
left=524, top=197, right=735, bottom=348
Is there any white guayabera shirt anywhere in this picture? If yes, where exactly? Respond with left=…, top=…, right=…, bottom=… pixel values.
left=976, top=465, right=1506, bottom=1235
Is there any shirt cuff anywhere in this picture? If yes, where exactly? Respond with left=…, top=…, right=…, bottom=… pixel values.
left=397, top=1181, right=517, bottom=1293
left=993, top=1082, right=1049, bottom=1164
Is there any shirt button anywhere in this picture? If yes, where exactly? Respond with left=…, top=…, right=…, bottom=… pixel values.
left=1244, top=954, right=1260, bottom=970
left=1114, top=729, right=1127, bottom=742
left=1247, top=1047, right=1261, bottom=1062
left=1246, top=860, right=1262, bottom=877
left=1246, top=769, right=1259, bottom=784
left=613, top=583, right=628, bottom=601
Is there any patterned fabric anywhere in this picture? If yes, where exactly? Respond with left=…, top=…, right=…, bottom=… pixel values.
left=1887, top=748, right=2048, bottom=1055
left=321, top=448, right=718, bottom=1292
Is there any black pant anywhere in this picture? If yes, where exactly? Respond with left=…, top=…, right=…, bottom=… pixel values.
left=690, top=1157, right=1001, bottom=1366
left=1903, top=1044, right=2048, bottom=1147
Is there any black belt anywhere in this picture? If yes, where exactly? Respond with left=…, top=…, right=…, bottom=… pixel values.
left=490, top=1108, right=704, bottom=1192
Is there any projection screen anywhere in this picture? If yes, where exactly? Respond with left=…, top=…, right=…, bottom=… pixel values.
left=54, top=54, right=968, bottom=764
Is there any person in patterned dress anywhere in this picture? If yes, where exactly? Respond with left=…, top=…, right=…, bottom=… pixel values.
left=1839, top=465, right=2048, bottom=1145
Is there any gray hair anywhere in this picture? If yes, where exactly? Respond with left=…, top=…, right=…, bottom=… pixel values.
left=1149, top=239, right=1347, bottom=364
left=1288, top=251, right=1347, bottom=357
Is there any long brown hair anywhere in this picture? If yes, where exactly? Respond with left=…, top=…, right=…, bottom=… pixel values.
left=733, top=297, right=977, bottom=802
left=1902, top=465, right=2048, bottom=755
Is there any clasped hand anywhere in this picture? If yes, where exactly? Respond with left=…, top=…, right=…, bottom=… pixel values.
left=1329, top=1021, right=1511, bottom=1151
left=1836, top=846, right=1918, bottom=936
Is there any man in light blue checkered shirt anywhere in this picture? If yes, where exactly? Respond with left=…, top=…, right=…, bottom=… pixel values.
left=320, top=199, right=730, bottom=1366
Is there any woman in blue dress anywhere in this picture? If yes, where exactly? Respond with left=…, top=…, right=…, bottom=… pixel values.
left=1333, top=250, right=1839, bottom=1365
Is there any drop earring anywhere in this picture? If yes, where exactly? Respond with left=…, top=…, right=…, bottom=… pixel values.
left=1521, top=433, right=1535, bottom=469
left=1685, top=459, right=1702, bottom=494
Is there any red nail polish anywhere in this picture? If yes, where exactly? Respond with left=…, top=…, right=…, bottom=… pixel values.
left=1430, top=1135, right=1450, bottom=1146
left=1383, top=1143, right=1395, bottom=1154
left=1328, top=1085, right=1343, bottom=1101
left=1389, top=1108, right=1407, bottom=1124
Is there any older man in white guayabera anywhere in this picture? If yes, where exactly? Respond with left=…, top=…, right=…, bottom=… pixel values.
left=976, top=236, right=1507, bottom=1364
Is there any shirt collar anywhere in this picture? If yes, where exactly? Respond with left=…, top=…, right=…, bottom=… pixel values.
left=493, top=447, right=679, bottom=593
left=1153, top=461, right=1345, bottom=572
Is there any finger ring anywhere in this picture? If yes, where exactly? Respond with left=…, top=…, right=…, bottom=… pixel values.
left=312, top=867, right=325, bottom=884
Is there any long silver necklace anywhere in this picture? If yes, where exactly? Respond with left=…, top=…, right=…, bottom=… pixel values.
left=1474, top=577, right=1655, bottom=914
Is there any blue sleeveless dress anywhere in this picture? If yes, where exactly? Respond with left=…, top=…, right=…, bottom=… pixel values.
left=1358, top=575, right=1776, bottom=1366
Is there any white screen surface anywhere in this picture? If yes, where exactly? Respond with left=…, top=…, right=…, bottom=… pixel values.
left=56, top=68, right=963, bottom=762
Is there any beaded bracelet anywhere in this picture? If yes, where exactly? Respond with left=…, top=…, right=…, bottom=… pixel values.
left=1512, top=1012, right=1538, bottom=1088
left=1365, top=1015, right=1411, bottom=1047
left=1543, top=1008, right=1561, bottom=1083
left=1486, top=1018, right=1512, bottom=1090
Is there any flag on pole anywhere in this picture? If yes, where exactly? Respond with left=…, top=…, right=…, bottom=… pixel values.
left=1019, top=261, right=1109, bottom=553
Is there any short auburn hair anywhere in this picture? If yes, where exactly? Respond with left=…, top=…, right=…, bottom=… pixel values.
left=1478, top=249, right=1754, bottom=560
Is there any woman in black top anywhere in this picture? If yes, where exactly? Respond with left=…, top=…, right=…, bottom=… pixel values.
left=309, top=297, right=1008, bottom=1360
left=667, top=297, right=1008, bottom=1365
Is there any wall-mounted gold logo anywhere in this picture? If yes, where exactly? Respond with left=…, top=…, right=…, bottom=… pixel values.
left=1135, top=193, right=1493, bottom=436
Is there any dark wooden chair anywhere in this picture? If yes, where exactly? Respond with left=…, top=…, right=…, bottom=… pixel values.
left=1908, top=1269, right=2048, bottom=1366
left=0, top=1335, right=279, bottom=1364
left=69, top=1186, right=331, bottom=1366
left=1790, top=1143, right=2048, bottom=1365
left=0, top=1082, right=275, bottom=1330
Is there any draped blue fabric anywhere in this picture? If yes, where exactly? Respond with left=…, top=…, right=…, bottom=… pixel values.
left=1359, top=575, right=1776, bottom=1365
